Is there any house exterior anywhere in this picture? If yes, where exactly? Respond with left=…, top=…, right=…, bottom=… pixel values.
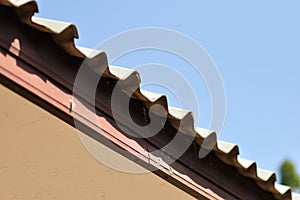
left=0, top=83, right=196, bottom=200
left=1, top=0, right=300, bottom=199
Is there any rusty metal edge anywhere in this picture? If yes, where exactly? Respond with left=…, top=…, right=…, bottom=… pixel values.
left=0, top=48, right=228, bottom=200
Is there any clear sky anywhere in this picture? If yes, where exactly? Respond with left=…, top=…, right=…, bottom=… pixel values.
left=36, top=0, right=300, bottom=179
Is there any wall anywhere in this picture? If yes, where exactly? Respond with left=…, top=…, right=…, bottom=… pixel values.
left=0, top=84, right=194, bottom=200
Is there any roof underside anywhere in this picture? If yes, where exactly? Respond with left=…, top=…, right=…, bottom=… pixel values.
left=1, top=0, right=300, bottom=199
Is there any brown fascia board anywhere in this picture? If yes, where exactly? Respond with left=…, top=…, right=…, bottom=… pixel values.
left=0, top=1, right=297, bottom=199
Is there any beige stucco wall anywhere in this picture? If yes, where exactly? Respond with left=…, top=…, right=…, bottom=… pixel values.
left=0, top=84, right=194, bottom=200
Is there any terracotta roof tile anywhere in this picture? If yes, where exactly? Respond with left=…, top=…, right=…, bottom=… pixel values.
left=1, top=0, right=299, bottom=199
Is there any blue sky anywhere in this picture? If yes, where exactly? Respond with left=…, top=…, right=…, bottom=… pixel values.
left=36, top=0, right=300, bottom=179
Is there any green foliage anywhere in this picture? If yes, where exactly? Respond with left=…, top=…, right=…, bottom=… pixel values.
left=279, top=159, right=300, bottom=190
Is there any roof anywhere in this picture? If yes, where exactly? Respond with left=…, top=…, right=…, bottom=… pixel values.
left=1, top=0, right=300, bottom=199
